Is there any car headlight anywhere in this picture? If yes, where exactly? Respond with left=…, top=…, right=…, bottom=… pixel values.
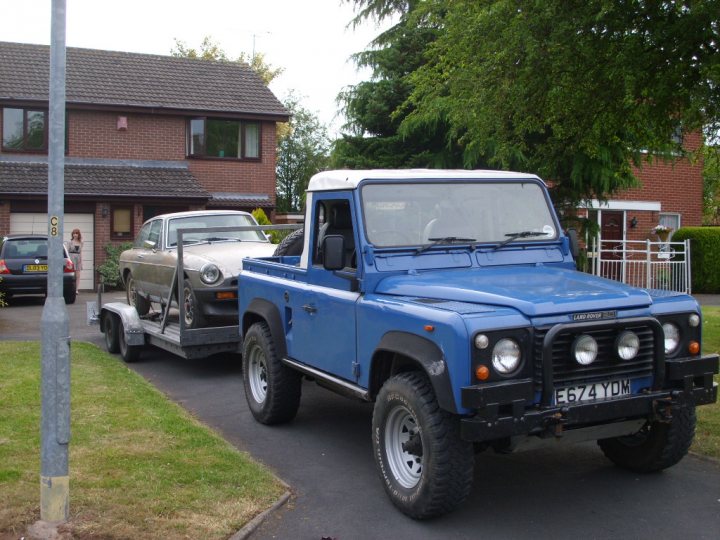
left=616, top=331, right=640, bottom=360
left=573, top=335, right=598, bottom=365
left=688, top=313, right=700, bottom=328
left=199, top=263, right=222, bottom=284
left=492, top=338, right=521, bottom=374
left=662, top=322, right=680, bottom=355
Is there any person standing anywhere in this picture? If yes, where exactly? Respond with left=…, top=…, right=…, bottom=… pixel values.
left=65, top=228, right=83, bottom=293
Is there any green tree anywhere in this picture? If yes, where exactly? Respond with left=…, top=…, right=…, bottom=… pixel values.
left=348, top=0, right=720, bottom=206
left=333, top=3, right=466, bottom=168
left=276, top=93, right=331, bottom=213
left=704, top=144, right=720, bottom=225
left=171, top=36, right=283, bottom=85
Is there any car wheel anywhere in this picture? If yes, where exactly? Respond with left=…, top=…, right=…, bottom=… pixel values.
left=118, top=318, right=141, bottom=363
left=103, top=312, right=120, bottom=354
left=125, top=273, right=150, bottom=316
left=598, top=406, right=696, bottom=473
left=243, top=322, right=301, bottom=424
left=182, top=279, right=206, bottom=329
left=63, top=289, right=77, bottom=305
left=372, top=372, right=474, bottom=519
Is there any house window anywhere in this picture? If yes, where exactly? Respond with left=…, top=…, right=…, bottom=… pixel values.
left=112, top=207, right=133, bottom=239
left=2, top=107, right=47, bottom=151
left=659, top=213, right=681, bottom=238
left=188, top=117, right=261, bottom=159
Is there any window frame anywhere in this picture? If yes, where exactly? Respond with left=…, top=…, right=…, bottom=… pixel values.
left=111, top=206, right=134, bottom=240
left=2, top=107, right=49, bottom=153
left=187, top=117, right=262, bottom=160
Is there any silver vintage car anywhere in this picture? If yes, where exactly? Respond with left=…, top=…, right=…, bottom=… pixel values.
left=119, top=210, right=276, bottom=328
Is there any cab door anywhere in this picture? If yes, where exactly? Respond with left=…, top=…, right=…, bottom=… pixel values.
left=289, top=194, right=360, bottom=382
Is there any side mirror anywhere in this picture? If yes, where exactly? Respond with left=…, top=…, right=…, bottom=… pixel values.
left=322, top=235, right=345, bottom=271
left=567, top=228, right=580, bottom=259
left=143, top=240, right=156, bottom=250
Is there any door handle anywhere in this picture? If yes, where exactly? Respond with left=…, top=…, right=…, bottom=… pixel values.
left=302, top=303, right=317, bottom=314
left=137, top=254, right=145, bottom=259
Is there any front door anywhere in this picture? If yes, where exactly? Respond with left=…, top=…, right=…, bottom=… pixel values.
left=600, top=211, right=624, bottom=281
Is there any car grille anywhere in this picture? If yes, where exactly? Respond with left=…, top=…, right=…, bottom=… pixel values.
left=533, top=323, right=656, bottom=393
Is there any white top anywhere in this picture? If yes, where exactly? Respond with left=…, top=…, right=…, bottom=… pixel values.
left=307, top=169, right=542, bottom=192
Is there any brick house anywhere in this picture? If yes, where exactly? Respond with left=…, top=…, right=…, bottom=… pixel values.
left=0, top=41, right=289, bottom=291
left=579, top=131, right=704, bottom=245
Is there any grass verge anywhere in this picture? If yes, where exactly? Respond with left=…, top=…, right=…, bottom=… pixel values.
left=0, top=341, right=285, bottom=539
left=693, top=306, right=720, bottom=459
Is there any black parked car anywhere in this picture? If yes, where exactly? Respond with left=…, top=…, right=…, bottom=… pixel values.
left=0, top=235, right=76, bottom=304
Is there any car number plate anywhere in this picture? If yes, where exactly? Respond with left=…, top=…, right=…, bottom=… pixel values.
left=554, top=379, right=632, bottom=404
left=24, top=264, right=48, bottom=272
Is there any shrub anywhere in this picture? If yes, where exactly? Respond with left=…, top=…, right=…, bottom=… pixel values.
left=97, top=242, right=133, bottom=289
left=672, top=227, right=720, bottom=293
left=251, top=207, right=283, bottom=244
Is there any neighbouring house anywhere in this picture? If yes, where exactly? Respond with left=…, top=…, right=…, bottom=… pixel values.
left=579, top=131, right=704, bottom=244
left=0, top=41, right=289, bottom=291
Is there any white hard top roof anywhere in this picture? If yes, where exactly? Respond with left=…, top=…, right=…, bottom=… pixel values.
left=307, top=169, right=542, bottom=192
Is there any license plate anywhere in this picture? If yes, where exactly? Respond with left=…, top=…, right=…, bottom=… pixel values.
left=554, top=379, right=632, bottom=404
left=24, top=264, right=48, bottom=272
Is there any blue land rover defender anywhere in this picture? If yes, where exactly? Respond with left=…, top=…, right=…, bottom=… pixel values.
left=237, top=170, right=718, bottom=519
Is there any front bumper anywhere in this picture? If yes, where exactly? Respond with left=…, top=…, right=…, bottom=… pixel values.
left=460, top=354, right=718, bottom=442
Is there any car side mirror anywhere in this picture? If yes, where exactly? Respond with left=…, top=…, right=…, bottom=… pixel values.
left=322, top=235, right=345, bottom=271
left=143, top=240, right=156, bottom=250
left=567, top=228, right=580, bottom=258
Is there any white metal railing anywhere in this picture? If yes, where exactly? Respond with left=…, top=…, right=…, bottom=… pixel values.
left=589, top=238, right=691, bottom=294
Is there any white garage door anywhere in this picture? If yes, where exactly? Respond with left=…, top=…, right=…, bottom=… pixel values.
left=10, top=213, right=94, bottom=291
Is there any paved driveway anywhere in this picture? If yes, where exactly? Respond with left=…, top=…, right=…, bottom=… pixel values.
left=2, top=294, right=720, bottom=539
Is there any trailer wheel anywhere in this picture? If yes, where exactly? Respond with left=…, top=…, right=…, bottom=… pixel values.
left=103, top=312, right=120, bottom=354
left=598, top=406, right=696, bottom=473
left=243, top=322, right=301, bottom=424
left=118, top=319, right=141, bottom=363
left=125, top=272, right=150, bottom=316
left=373, top=372, right=474, bottom=519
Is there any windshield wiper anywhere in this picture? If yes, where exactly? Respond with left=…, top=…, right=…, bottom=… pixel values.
left=205, top=236, right=242, bottom=243
left=415, top=236, right=477, bottom=255
left=491, top=231, right=547, bottom=251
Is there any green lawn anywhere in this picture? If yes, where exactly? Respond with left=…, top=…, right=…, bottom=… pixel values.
left=694, top=307, right=720, bottom=459
left=0, top=342, right=284, bottom=539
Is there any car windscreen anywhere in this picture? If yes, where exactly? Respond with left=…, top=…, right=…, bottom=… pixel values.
left=361, top=181, right=558, bottom=248
left=2, top=239, right=49, bottom=259
left=166, top=214, right=267, bottom=247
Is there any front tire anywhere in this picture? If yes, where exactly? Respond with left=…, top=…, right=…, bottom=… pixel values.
left=182, top=279, right=206, bottom=329
left=125, top=272, right=150, bottom=316
left=243, top=322, right=301, bottom=424
left=598, top=406, right=696, bottom=473
left=372, top=372, right=474, bottom=519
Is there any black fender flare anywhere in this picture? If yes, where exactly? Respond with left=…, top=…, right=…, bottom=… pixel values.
left=373, top=331, right=458, bottom=413
left=243, top=298, right=287, bottom=359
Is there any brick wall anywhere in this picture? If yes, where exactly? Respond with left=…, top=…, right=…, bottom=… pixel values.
left=68, top=111, right=186, bottom=160
left=0, top=201, right=9, bottom=236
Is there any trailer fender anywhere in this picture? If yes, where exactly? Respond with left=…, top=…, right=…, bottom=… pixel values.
left=100, top=303, right=145, bottom=347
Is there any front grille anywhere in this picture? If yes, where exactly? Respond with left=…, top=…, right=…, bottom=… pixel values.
left=533, top=324, right=656, bottom=393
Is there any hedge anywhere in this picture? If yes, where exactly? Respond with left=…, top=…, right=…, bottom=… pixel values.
left=672, top=227, right=720, bottom=293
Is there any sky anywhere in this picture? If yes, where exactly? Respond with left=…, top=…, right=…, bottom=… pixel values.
left=0, top=0, right=392, bottom=135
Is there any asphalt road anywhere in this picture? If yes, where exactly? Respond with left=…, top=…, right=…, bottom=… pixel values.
left=2, top=293, right=720, bottom=539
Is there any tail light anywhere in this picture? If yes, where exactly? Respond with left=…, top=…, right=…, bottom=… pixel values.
left=0, top=259, right=9, bottom=274
left=64, top=259, right=75, bottom=273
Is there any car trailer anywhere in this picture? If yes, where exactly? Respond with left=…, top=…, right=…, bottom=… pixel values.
left=88, top=224, right=299, bottom=362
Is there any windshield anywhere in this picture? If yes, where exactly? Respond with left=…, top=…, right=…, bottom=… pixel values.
left=166, top=214, right=267, bottom=247
left=361, top=181, right=557, bottom=248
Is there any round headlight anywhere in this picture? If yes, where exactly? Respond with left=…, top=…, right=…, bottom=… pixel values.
left=573, top=335, right=598, bottom=365
left=689, top=313, right=700, bottom=328
left=662, top=322, right=680, bottom=355
left=200, top=263, right=221, bottom=284
left=491, top=339, right=521, bottom=374
left=616, top=331, right=640, bottom=360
